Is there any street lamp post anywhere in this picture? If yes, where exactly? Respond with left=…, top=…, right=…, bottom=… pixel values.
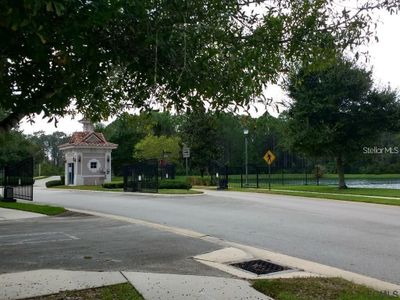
left=244, top=128, right=249, bottom=186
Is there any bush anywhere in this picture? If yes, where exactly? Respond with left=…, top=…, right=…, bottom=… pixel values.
left=102, top=181, right=124, bottom=189
left=187, top=176, right=215, bottom=186
left=46, top=180, right=63, bottom=187
left=60, top=175, right=65, bottom=185
left=158, top=179, right=192, bottom=189
left=40, top=163, right=64, bottom=176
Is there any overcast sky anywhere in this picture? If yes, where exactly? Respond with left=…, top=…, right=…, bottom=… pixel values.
left=20, top=11, right=400, bottom=135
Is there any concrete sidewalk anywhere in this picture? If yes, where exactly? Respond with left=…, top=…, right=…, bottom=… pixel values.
left=0, top=269, right=272, bottom=300
left=33, top=176, right=60, bottom=188
left=0, top=207, right=44, bottom=221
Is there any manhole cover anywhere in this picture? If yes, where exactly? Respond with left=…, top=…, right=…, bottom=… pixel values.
left=231, top=259, right=290, bottom=275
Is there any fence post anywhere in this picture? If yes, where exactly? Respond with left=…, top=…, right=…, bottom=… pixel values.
left=305, top=169, right=308, bottom=185
left=256, top=166, right=259, bottom=188
left=240, top=169, right=243, bottom=188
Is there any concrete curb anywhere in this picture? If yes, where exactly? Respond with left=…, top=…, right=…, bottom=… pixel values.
left=43, top=187, right=204, bottom=197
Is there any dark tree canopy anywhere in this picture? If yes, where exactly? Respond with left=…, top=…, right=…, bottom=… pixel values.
left=286, top=58, right=400, bottom=188
left=1, top=0, right=399, bottom=132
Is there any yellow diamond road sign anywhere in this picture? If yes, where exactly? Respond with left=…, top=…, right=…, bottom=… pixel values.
left=263, top=150, right=276, bottom=165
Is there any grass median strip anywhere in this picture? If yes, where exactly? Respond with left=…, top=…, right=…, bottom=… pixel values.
left=228, top=186, right=400, bottom=206
left=252, top=277, right=398, bottom=300
left=27, top=283, right=144, bottom=300
left=0, top=201, right=65, bottom=215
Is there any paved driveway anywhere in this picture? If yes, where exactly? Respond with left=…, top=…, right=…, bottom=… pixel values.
left=33, top=187, right=400, bottom=284
left=0, top=212, right=225, bottom=276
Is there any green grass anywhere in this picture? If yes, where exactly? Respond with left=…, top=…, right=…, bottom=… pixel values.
left=28, top=283, right=144, bottom=300
left=229, top=186, right=400, bottom=206
left=33, top=176, right=50, bottom=180
left=158, top=189, right=203, bottom=194
left=52, top=185, right=202, bottom=194
left=252, top=277, right=398, bottom=300
left=0, top=201, right=65, bottom=215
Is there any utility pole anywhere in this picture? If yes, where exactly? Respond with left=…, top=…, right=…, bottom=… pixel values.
left=244, top=129, right=249, bottom=186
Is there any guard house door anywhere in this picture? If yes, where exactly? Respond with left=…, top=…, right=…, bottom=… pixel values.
left=68, top=163, right=74, bottom=185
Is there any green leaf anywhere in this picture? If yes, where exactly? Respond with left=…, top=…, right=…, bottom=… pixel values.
left=53, top=2, right=65, bottom=16
left=35, top=32, right=47, bottom=44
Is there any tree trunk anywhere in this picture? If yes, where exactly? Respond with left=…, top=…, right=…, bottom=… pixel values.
left=336, top=155, right=347, bottom=189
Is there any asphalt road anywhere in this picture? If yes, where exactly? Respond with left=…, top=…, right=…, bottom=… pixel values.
left=0, top=212, right=225, bottom=276
left=33, top=187, right=400, bottom=284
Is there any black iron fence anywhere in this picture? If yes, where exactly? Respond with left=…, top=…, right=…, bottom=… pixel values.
left=208, top=164, right=336, bottom=190
left=123, top=160, right=159, bottom=193
left=0, top=157, right=34, bottom=201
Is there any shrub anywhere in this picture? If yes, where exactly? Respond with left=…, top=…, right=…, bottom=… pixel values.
left=187, top=176, right=215, bottom=186
left=158, top=179, right=192, bottom=189
left=102, top=181, right=124, bottom=189
left=46, top=180, right=63, bottom=187
left=60, top=175, right=65, bottom=185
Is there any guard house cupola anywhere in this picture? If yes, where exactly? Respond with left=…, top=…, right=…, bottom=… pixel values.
left=80, top=119, right=95, bottom=132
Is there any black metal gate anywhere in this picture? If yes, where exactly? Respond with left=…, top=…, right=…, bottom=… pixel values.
left=160, top=163, right=175, bottom=180
left=0, top=157, right=34, bottom=201
left=123, top=160, right=158, bottom=193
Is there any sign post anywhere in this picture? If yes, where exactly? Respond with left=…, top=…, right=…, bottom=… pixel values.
left=263, top=150, right=276, bottom=190
left=182, top=145, right=190, bottom=176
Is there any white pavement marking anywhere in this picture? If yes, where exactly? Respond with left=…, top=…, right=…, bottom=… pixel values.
left=0, top=269, right=126, bottom=300
left=0, top=232, right=79, bottom=246
left=67, top=208, right=400, bottom=294
left=123, top=272, right=272, bottom=300
left=0, top=208, right=44, bottom=221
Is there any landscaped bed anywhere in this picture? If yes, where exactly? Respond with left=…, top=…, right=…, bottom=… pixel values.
left=26, top=283, right=144, bottom=300
left=49, top=178, right=201, bottom=194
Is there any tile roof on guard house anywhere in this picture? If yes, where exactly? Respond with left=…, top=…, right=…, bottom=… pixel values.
left=58, top=119, right=118, bottom=186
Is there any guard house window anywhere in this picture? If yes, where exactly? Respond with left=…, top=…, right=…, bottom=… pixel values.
left=90, top=162, right=97, bottom=169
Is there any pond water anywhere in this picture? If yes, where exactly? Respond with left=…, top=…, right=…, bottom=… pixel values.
left=320, top=179, right=400, bottom=189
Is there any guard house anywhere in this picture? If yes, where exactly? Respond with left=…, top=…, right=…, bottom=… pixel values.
left=58, top=119, right=118, bottom=186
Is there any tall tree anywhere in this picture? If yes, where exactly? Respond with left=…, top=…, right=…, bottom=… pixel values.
left=27, top=131, right=68, bottom=166
left=179, top=109, right=222, bottom=176
left=134, top=135, right=181, bottom=164
left=0, top=130, right=43, bottom=165
left=1, top=0, right=398, bottom=132
left=286, top=58, right=399, bottom=188
left=102, top=113, right=152, bottom=175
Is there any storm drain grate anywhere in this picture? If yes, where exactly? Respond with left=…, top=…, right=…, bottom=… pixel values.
left=230, top=259, right=290, bottom=275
